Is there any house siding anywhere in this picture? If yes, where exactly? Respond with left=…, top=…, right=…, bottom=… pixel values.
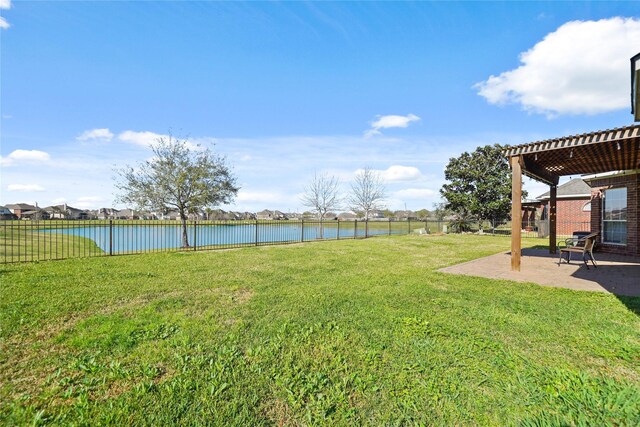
left=523, top=197, right=591, bottom=235
left=589, top=172, right=639, bottom=256
left=542, top=198, right=592, bottom=235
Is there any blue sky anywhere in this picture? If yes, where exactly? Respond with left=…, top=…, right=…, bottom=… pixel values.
left=1, top=1, right=639, bottom=212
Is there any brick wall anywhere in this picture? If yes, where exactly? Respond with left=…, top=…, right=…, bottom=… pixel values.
left=589, top=172, right=639, bottom=256
left=539, top=198, right=591, bottom=235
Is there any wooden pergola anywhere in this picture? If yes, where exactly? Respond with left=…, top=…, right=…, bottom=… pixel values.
left=504, top=124, right=640, bottom=271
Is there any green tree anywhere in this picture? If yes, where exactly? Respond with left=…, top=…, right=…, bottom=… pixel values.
left=440, top=144, right=524, bottom=229
left=115, top=135, right=239, bottom=247
left=431, top=203, right=451, bottom=221
left=383, top=209, right=395, bottom=219
left=414, top=209, right=430, bottom=220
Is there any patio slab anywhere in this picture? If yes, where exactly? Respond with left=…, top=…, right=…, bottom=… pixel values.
left=439, top=248, right=640, bottom=297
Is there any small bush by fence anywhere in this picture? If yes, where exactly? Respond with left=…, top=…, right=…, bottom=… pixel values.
left=0, top=218, right=592, bottom=263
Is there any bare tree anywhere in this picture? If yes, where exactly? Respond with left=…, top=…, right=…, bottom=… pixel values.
left=349, top=167, right=386, bottom=236
left=300, top=172, right=342, bottom=238
left=115, top=135, right=239, bottom=248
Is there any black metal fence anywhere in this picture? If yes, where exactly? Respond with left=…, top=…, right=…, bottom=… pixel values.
left=1, top=219, right=440, bottom=264
left=0, top=218, right=593, bottom=264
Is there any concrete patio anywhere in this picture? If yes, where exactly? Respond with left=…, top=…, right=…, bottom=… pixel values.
left=439, top=248, right=640, bottom=297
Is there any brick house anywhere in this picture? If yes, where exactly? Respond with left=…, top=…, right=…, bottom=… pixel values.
left=5, top=203, right=36, bottom=219
left=584, top=170, right=639, bottom=256
left=505, top=124, right=640, bottom=271
left=525, top=178, right=592, bottom=235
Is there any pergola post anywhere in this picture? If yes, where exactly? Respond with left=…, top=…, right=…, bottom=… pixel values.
left=549, top=184, right=557, bottom=254
left=510, top=156, right=522, bottom=271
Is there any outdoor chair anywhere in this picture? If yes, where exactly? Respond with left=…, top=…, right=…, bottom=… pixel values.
left=557, top=232, right=598, bottom=269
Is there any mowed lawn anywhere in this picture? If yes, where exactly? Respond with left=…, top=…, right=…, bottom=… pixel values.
left=1, top=235, right=639, bottom=425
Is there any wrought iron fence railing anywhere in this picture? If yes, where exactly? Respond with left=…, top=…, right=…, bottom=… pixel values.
left=0, top=218, right=593, bottom=263
left=0, top=219, right=432, bottom=263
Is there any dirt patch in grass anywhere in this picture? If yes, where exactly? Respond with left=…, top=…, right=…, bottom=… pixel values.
left=230, top=288, right=254, bottom=304
left=263, top=398, right=299, bottom=426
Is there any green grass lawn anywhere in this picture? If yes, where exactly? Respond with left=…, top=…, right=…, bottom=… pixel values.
left=1, top=234, right=639, bottom=425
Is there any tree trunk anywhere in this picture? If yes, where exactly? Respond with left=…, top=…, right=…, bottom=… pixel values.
left=179, top=211, right=190, bottom=247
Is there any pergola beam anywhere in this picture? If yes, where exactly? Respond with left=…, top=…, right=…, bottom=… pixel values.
left=549, top=185, right=557, bottom=254
left=522, top=157, right=559, bottom=186
left=510, top=156, right=522, bottom=272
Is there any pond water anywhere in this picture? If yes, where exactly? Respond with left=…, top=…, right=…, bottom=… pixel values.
left=50, top=223, right=398, bottom=253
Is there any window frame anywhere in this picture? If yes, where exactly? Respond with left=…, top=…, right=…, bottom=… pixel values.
left=601, top=187, right=627, bottom=246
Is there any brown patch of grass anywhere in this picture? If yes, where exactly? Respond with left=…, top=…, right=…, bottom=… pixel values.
left=230, top=288, right=254, bottom=304
left=263, top=398, right=300, bottom=427
left=583, top=356, right=640, bottom=384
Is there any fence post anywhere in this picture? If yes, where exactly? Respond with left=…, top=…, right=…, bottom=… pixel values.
left=109, top=220, right=113, bottom=256
left=337, top=219, right=340, bottom=240
left=408, top=219, right=411, bottom=235
left=193, top=220, right=197, bottom=251
left=301, top=219, right=304, bottom=242
left=354, top=220, right=357, bottom=239
left=425, top=220, right=428, bottom=234
left=388, top=218, right=391, bottom=235
left=255, top=220, right=259, bottom=246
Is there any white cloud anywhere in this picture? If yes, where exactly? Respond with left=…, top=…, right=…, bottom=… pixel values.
left=236, top=191, right=287, bottom=204
left=74, top=196, right=105, bottom=209
left=354, top=165, right=423, bottom=182
left=8, top=184, right=45, bottom=192
left=118, top=130, right=202, bottom=150
left=0, top=0, right=11, bottom=30
left=380, top=165, right=423, bottom=182
left=1, top=149, right=50, bottom=166
left=51, top=197, right=67, bottom=205
left=77, top=128, right=114, bottom=142
left=365, top=114, right=420, bottom=137
left=394, top=188, right=436, bottom=199
left=118, top=130, right=166, bottom=147
left=475, top=17, right=640, bottom=116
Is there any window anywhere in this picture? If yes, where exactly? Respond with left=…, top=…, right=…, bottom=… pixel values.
left=582, top=202, right=591, bottom=212
left=602, top=188, right=627, bottom=244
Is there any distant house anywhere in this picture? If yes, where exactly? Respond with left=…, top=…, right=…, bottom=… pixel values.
left=5, top=203, right=36, bottom=219
left=229, top=211, right=241, bottom=220
left=240, top=212, right=256, bottom=220
left=96, top=208, right=118, bottom=220
left=186, top=212, right=206, bottom=221
left=0, top=206, right=17, bottom=220
left=164, top=210, right=180, bottom=220
left=395, top=210, right=417, bottom=221
left=285, top=212, right=303, bottom=220
left=368, top=210, right=386, bottom=220
left=256, top=210, right=287, bottom=220
left=256, top=209, right=273, bottom=220
left=44, top=204, right=88, bottom=220
left=115, top=208, right=139, bottom=220
left=337, top=212, right=357, bottom=221
left=19, top=209, right=50, bottom=220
